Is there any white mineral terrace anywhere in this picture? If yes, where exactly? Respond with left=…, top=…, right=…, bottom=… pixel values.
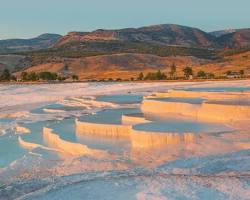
left=75, top=90, right=250, bottom=148
left=149, top=90, right=250, bottom=100
left=43, top=127, right=108, bottom=157
left=142, top=90, right=250, bottom=124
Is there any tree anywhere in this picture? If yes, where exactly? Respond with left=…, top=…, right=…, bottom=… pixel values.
left=72, top=75, right=79, bottom=81
left=170, top=63, right=176, bottom=79
left=137, top=72, right=144, bottom=80
left=207, top=73, right=215, bottom=79
left=226, top=70, right=232, bottom=76
left=21, top=72, right=29, bottom=81
left=27, top=72, right=39, bottom=81
left=0, top=69, right=11, bottom=81
left=197, top=70, right=206, bottom=78
left=183, top=66, right=193, bottom=79
left=240, top=70, right=244, bottom=77
left=57, top=76, right=66, bottom=81
left=39, top=72, right=58, bottom=81
left=11, top=75, right=17, bottom=81
left=144, top=70, right=167, bottom=80
left=157, top=70, right=167, bottom=80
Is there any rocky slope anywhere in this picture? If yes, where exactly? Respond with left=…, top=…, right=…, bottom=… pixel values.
left=215, top=29, right=250, bottom=48
left=55, top=24, right=215, bottom=48
left=0, top=33, right=62, bottom=54
left=54, top=25, right=250, bottom=49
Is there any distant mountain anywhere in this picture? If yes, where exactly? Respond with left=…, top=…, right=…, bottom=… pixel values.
left=0, top=33, right=62, bottom=54
left=54, top=25, right=250, bottom=50
left=215, top=29, right=250, bottom=48
left=54, top=24, right=215, bottom=48
left=209, top=29, right=236, bottom=37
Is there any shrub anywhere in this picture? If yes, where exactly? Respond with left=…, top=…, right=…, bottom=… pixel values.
left=137, top=72, right=144, bottom=80
left=197, top=70, right=206, bottom=78
left=0, top=69, right=11, bottom=81
left=39, top=72, right=58, bottom=81
left=144, top=70, right=167, bottom=80
left=183, top=66, right=193, bottom=79
left=72, top=75, right=79, bottom=81
left=170, top=63, right=176, bottom=78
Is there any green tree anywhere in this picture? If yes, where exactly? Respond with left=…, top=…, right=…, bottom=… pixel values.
left=39, top=72, right=58, bottom=81
left=0, top=69, right=11, bottom=81
left=207, top=73, right=215, bottom=79
left=72, top=75, right=79, bottom=81
left=170, top=63, right=176, bottom=79
left=183, top=66, right=193, bottom=79
left=27, top=72, right=39, bottom=81
left=58, top=76, right=66, bottom=81
left=226, top=70, right=232, bottom=76
left=21, top=72, right=29, bottom=81
left=11, top=75, right=17, bottom=81
left=240, top=70, right=244, bottom=76
left=137, top=72, right=144, bottom=80
left=197, top=70, right=206, bottom=78
left=144, top=70, right=167, bottom=80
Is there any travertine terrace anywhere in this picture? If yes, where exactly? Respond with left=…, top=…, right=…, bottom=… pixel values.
left=76, top=89, right=250, bottom=148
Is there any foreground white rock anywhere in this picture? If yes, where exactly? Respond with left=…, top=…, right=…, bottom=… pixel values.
left=130, top=129, right=195, bottom=148
left=76, top=118, right=215, bottom=148
left=75, top=119, right=131, bottom=138
left=43, top=127, right=107, bottom=156
left=18, top=136, right=43, bottom=150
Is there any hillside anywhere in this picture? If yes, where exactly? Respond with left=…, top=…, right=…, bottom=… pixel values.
left=209, top=29, right=236, bottom=37
left=0, top=55, right=31, bottom=72
left=194, top=50, right=250, bottom=76
left=0, top=33, right=62, bottom=54
left=17, top=53, right=209, bottom=80
left=215, top=29, right=250, bottom=48
left=15, top=50, right=250, bottom=80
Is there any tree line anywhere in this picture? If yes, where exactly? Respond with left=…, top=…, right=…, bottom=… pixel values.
left=0, top=69, right=79, bottom=82
left=136, top=65, right=216, bottom=81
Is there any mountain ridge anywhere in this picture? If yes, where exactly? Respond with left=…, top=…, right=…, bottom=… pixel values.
left=0, top=33, right=62, bottom=54
left=53, top=24, right=250, bottom=49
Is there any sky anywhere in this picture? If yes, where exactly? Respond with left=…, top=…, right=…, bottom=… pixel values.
left=0, top=0, right=249, bottom=39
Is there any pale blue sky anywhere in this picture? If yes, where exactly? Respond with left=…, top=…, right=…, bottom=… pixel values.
left=0, top=0, right=249, bottom=39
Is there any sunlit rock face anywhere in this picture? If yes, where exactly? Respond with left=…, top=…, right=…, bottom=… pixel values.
left=142, top=90, right=250, bottom=124
left=43, top=127, right=107, bottom=157
left=18, top=136, right=43, bottom=150
left=75, top=119, right=131, bottom=138
left=130, top=129, right=195, bottom=148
